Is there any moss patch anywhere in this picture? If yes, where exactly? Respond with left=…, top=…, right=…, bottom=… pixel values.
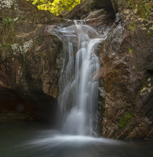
left=1, top=17, right=16, bottom=60
left=127, top=21, right=136, bottom=35
left=118, top=112, right=132, bottom=129
left=124, top=0, right=153, bottom=20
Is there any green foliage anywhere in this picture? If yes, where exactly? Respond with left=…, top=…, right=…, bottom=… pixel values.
left=0, top=42, right=11, bottom=50
left=2, top=17, right=15, bottom=30
left=128, top=47, right=134, bottom=57
left=118, top=112, right=132, bottom=129
left=1, top=17, right=15, bottom=60
left=127, top=21, right=136, bottom=35
left=126, top=0, right=136, bottom=9
left=137, top=0, right=152, bottom=19
left=0, top=43, right=11, bottom=60
left=2, top=17, right=15, bottom=45
left=27, top=0, right=81, bottom=16
left=125, top=0, right=153, bottom=19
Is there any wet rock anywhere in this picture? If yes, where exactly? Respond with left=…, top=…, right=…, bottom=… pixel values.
left=97, top=0, right=153, bottom=139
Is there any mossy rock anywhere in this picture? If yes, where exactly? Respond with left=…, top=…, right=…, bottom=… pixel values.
left=118, top=112, right=132, bottom=129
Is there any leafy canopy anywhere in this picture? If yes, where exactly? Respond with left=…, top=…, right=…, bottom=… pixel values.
left=27, top=0, right=81, bottom=15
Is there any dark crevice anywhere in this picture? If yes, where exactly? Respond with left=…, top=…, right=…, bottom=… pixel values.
left=0, top=86, right=58, bottom=125
left=147, top=69, right=153, bottom=75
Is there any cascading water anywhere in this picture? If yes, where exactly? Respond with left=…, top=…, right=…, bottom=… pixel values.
left=58, top=21, right=107, bottom=135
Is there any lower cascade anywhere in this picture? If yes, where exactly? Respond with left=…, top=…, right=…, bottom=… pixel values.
left=58, top=21, right=106, bottom=135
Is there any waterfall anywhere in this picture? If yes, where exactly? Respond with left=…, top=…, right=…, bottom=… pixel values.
left=58, top=21, right=106, bottom=136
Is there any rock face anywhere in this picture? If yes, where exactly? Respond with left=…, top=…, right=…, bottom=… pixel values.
left=97, top=0, right=153, bottom=139
left=66, top=0, right=114, bottom=19
left=0, top=0, right=62, bottom=122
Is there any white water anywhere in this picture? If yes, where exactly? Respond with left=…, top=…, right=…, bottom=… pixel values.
left=58, top=21, right=106, bottom=135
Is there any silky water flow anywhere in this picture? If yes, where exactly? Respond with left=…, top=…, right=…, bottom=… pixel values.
left=58, top=20, right=106, bottom=135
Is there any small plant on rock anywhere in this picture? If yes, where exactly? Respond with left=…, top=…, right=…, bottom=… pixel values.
left=118, top=112, right=132, bottom=129
left=125, top=0, right=153, bottom=20
left=2, top=17, right=15, bottom=44
left=0, top=42, right=11, bottom=60
left=1, top=17, right=15, bottom=60
left=2, top=17, right=15, bottom=31
left=127, top=21, right=136, bottom=35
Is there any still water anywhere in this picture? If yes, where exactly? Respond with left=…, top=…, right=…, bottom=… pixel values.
left=0, top=122, right=153, bottom=157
